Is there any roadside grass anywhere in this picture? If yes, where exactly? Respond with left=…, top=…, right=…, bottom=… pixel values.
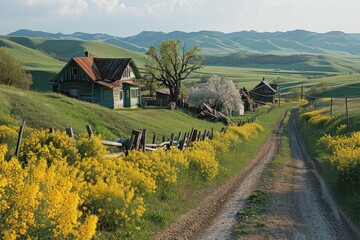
left=232, top=189, right=269, bottom=237
left=232, top=109, right=293, bottom=238
left=296, top=104, right=360, bottom=226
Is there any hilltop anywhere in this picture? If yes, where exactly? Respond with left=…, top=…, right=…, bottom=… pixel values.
left=8, top=29, right=360, bottom=55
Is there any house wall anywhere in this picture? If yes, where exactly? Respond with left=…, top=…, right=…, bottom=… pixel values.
left=56, top=81, right=92, bottom=101
left=113, top=87, right=123, bottom=109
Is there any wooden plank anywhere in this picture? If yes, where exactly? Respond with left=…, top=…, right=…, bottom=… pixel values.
left=128, top=134, right=136, bottom=152
left=101, top=140, right=123, bottom=147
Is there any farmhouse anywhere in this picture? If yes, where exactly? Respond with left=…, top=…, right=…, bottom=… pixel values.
left=250, top=78, right=277, bottom=105
left=51, top=52, right=142, bottom=109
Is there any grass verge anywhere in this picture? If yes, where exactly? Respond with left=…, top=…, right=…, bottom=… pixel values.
left=296, top=105, right=360, bottom=226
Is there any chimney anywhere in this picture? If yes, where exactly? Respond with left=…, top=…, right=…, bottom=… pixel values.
left=85, top=51, right=89, bottom=57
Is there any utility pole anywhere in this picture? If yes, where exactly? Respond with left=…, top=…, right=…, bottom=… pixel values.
left=330, top=97, right=333, bottom=116
left=278, top=86, right=281, bottom=108
left=345, top=96, right=350, bottom=126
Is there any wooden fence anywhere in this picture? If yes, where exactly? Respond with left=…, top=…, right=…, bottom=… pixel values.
left=13, top=111, right=262, bottom=157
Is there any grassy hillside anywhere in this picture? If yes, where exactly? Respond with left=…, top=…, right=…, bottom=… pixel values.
left=0, top=85, right=223, bottom=140
left=4, top=36, right=145, bottom=67
left=0, top=35, right=146, bottom=91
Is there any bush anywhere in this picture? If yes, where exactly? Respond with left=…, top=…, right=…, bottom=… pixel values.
left=0, top=47, right=32, bottom=89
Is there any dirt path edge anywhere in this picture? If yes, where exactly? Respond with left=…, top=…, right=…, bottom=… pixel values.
left=155, top=111, right=287, bottom=240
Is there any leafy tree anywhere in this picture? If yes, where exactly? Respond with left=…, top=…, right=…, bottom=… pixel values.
left=0, top=47, right=32, bottom=89
left=145, top=40, right=204, bottom=103
left=187, top=75, right=243, bottom=115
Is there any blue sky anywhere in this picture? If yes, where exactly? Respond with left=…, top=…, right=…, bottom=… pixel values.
left=1, top=0, right=360, bottom=37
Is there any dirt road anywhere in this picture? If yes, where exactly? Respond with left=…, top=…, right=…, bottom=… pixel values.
left=244, top=110, right=359, bottom=240
left=156, top=110, right=359, bottom=240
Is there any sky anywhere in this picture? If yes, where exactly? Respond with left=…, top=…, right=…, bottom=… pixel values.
left=1, top=0, right=360, bottom=37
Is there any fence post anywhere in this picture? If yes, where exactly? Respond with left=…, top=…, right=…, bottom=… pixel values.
left=209, top=128, right=214, bottom=140
left=86, top=124, right=93, bottom=137
left=141, top=129, right=147, bottom=152
left=176, top=132, right=182, bottom=147
left=202, top=130, right=207, bottom=141
left=152, top=134, right=157, bottom=144
left=168, top=133, right=175, bottom=149
left=15, top=120, right=26, bottom=158
left=66, top=127, right=74, bottom=140
left=190, top=128, right=197, bottom=144
left=132, top=129, right=142, bottom=150
left=178, top=132, right=188, bottom=150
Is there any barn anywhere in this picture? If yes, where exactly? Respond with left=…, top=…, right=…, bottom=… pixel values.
left=51, top=52, right=142, bottom=109
left=250, top=78, right=277, bottom=105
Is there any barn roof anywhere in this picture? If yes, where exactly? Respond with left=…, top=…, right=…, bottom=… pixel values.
left=253, top=79, right=276, bottom=93
left=53, top=57, right=141, bottom=82
left=156, top=88, right=170, bottom=95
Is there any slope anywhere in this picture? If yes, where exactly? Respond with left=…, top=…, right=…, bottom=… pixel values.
left=0, top=85, right=222, bottom=140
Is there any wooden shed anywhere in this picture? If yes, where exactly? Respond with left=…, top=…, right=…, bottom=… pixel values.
left=155, top=88, right=170, bottom=106
left=250, top=78, right=277, bottom=105
left=240, top=87, right=254, bottom=112
left=51, top=54, right=142, bottom=109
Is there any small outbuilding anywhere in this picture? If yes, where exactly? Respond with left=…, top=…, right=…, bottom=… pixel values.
left=51, top=52, right=142, bottom=109
left=155, top=88, right=170, bottom=106
left=250, top=78, right=277, bottom=105
left=240, top=87, right=254, bottom=112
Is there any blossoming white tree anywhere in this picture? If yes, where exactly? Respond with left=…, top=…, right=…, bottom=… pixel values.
left=187, top=75, right=243, bottom=115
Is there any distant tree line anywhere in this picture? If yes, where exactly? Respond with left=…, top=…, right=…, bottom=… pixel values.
left=203, top=53, right=318, bottom=66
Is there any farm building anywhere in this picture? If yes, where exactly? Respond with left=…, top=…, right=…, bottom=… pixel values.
left=155, top=88, right=170, bottom=106
left=240, top=87, right=254, bottom=112
left=250, top=78, right=277, bottom=105
left=51, top=52, right=142, bottom=109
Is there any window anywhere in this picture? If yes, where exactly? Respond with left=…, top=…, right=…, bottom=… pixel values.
left=72, top=67, right=78, bottom=75
left=120, top=90, right=123, bottom=100
left=123, top=67, right=132, bottom=78
left=130, top=88, right=138, bottom=98
left=102, top=89, right=110, bottom=100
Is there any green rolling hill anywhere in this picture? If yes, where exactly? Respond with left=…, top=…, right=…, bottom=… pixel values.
left=2, top=31, right=360, bottom=98
left=0, top=35, right=146, bottom=91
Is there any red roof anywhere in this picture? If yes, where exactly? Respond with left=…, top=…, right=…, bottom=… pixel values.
left=74, top=57, right=133, bottom=81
